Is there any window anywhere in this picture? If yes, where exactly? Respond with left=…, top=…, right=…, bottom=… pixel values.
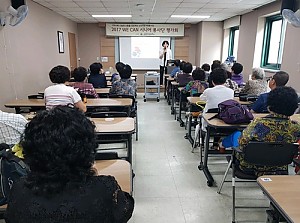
left=228, top=26, right=239, bottom=60
left=261, top=14, right=286, bottom=70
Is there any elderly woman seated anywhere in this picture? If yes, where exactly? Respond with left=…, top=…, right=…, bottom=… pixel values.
left=109, top=64, right=137, bottom=97
left=219, top=86, right=300, bottom=176
left=5, top=106, right=134, bottom=223
left=240, top=67, right=268, bottom=95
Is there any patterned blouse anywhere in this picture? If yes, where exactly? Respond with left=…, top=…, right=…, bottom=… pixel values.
left=240, top=79, right=268, bottom=95
left=237, top=113, right=300, bottom=176
left=109, top=78, right=137, bottom=97
left=182, top=80, right=208, bottom=96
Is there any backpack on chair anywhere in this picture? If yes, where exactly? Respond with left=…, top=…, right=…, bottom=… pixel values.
left=0, top=144, right=29, bottom=205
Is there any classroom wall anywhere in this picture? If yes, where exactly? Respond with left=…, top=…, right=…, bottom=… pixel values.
left=237, top=1, right=300, bottom=91
left=77, top=23, right=101, bottom=69
left=0, top=0, right=77, bottom=111
left=195, top=21, right=223, bottom=67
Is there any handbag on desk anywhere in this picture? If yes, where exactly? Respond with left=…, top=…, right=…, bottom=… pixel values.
left=208, top=99, right=254, bottom=124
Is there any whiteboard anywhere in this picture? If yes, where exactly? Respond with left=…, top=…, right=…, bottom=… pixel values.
left=119, top=37, right=172, bottom=70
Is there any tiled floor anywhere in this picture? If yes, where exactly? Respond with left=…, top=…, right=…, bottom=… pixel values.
left=128, top=93, right=269, bottom=223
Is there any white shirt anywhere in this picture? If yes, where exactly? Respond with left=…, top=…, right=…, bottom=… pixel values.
left=159, top=48, right=172, bottom=66
left=200, top=85, right=234, bottom=131
left=44, top=84, right=82, bottom=110
left=200, top=85, right=234, bottom=113
left=0, top=111, right=28, bottom=145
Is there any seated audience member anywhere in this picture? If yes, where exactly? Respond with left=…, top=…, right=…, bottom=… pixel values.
left=200, top=68, right=234, bottom=128
left=111, top=62, right=124, bottom=83
left=170, top=59, right=181, bottom=78
left=200, top=68, right=234, bottom=112
left=201, top=63, right=210, bottom=81
left=88, top=62, right=107, bottom=88
left=231, top=62, right=244, bottom=86
left=0, top=110, right=27, bottom=147
left=219, top=87, right=300, bottom=176
left=182, top=67, right=208, bottom=96
left=109, top=64, right=137, bottom=97
left=251, top=71, right=289, bottom=113
left=208, top=60, right=221, bottom=88
left=221, top=63, right=239, bottom=91
left=176, top=62, right=193, bottom=86
left=44, top=65, right=86, bottom=112
left=69, top=66, right=99, bottom=98
left=240, top=67, right=267, bottom=95
left=5, top=106, right=134, bottom=223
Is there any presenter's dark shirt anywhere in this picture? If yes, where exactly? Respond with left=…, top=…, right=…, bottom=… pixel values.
left=5, top=176, right=134, bottom=223
left=88, top=73, right=107, bottom=88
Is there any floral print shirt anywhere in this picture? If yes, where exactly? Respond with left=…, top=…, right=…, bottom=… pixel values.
left=237, top=113, right=300, bottom=176
left=109, top=78, right=137, bottom=96
left=240, top=79, right=268, bottom=96
left=182, top=80, right=208, bottom=96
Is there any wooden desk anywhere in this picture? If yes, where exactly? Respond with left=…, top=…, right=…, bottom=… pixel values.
left=92, top=117, right=135, bottom=164
left=95, top=88, right=110, bottom=98
left=257, top=175, right=300, bottom=223
left=200, top=113, right=300, bottom=187
left=95, top=159, right=132, bottom=194
left=5, top=98, right=132, bottom=114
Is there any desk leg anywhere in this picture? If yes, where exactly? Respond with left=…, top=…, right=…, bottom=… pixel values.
left=167, top=81, right=171, bottom=105
left=184, top=113, right=194, bottom=145
left=127, top=134, right=133, bottom=164
left=198, top=126, right=214, bottom=187
left=177, top=91, right=184, bottom=127
left=171, top=85, right=175, bottom=115
left=164, top=76, right=167, bottom=99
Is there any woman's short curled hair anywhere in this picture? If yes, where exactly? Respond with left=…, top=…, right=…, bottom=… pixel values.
left=192, top=67, right=205, bottom=81
left=119, top=64, right=132, bottom=79
left=73, top=66, right=88, bottom=82
left=21, top=106, right=97, bottom=196
left=267, top=86, right=298, bottom=116
left=252, top=67, right=265, bottom=80
left=49, top=65, right=71, bottom=84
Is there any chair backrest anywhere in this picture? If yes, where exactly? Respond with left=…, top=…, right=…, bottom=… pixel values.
left=109, top=94, right=135, bottom=106
left=28, top=94, right=44, bottom=99
left=90, top=111, right=128, bottom=118
left=243, top=142, right=299, bottom=166
left=95, top=152, right=119, bottom=160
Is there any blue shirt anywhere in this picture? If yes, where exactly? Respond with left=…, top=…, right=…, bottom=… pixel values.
left=251, top=92, right=269, bottom=113
left=88, top=73, right=107, bottom=88
left=170, top=66, right=180, bottom=78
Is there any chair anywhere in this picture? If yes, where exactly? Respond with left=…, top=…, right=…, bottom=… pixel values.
left=109, top=94, right=138, bottom=141
left=217, top=142, right=299, bottom=223
left=95, top=151, right=119, bottom=160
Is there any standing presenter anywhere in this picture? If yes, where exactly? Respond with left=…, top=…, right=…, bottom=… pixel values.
left=159, top=40, right=172, bottom=85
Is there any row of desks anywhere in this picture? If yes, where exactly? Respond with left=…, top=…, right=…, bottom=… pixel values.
left=200, top=113, right=300, bottom=187
left=163, top=80, right=300, bottom=222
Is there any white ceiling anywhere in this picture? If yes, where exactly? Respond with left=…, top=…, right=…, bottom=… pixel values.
left=32, top=0, right=277, bottom=24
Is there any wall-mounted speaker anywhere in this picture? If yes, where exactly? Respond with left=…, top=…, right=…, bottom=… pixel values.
left=11, top=0, right=26, bottom=9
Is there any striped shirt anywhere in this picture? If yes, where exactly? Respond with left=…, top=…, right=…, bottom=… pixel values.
left=44, top=84, right=82, bottom=110
left=0, top=111, right=28, bottom=145
left=69, top=82, right=99, bottom=98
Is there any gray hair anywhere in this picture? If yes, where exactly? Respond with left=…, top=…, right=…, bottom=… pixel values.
left=220, top=63, right=228, bottom=71
left=252, top=67, right=265, bottom=80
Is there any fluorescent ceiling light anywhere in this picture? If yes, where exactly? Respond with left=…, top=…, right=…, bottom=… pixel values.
left=92, top=15, right=132, bottom=18
left=171, top=15, right=210, bottom=19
